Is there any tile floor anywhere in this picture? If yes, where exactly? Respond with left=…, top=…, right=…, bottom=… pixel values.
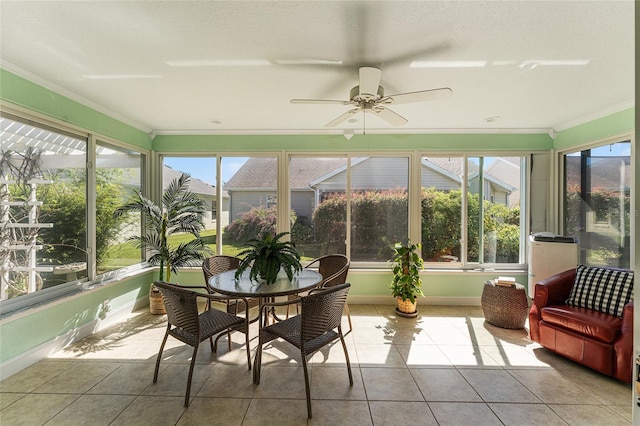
left=0, top=304, right=633, bottom=425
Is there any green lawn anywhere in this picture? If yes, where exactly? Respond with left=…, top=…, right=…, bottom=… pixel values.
left=100, top=229, right=315, bottom=272
left=100, top=229, right=244, bottom=271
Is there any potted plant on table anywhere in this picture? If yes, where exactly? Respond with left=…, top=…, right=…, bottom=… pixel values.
left=235, top=231, right=302, bottom=284
left=114, top=173, right=212, bottom=314
left=390, top=241, right=424, bottom=317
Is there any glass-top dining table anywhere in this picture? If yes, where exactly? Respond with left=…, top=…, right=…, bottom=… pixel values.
left=209, top=268, right=323, bottom=383
left=208, top=268, right=323, bottom=325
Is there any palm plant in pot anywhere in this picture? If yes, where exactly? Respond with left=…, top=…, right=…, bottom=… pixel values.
left=114, top=173, right=212, bottom=313
left=390, top=241, right=424, bottom=317
left=235, top=231, right=302, bottom=284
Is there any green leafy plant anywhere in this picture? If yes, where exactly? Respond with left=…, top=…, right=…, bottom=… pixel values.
left=390, top=241, right=424, bottom=303
left=113, top=173, right=212, bottom=282
left=235, top=231, right=302, bottom=284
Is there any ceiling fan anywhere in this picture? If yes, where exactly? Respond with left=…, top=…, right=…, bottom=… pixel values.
left=290, top=67, right=452, bottom=128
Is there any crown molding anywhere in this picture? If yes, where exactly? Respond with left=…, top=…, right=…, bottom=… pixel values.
left=553, top=99, right=634, bottom=132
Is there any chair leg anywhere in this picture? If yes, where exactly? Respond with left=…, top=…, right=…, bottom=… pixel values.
left=153, top=330, right=170, bottom=383
left=244, top=328, right=251, bottom=370
left=213, top=331, right=232, bottom=353
left=302, top=354, right=312, bottom=419
left=338, top=327, right=353, bottom=386
left=344, top=303, right=353, bottom=334
left=184, top=345, right=199, bottom=408
left=253, top=336, right=263, bottom=384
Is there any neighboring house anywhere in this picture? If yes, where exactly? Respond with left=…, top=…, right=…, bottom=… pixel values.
left=422, top=157, right=516, bottom=206
left=163, top=166, right=229, bottom=229
left=484, top=157, right=522, bottom=207
left=224, top=157, right=347, bottom=223
left=224, top=157, right=516, bottom=223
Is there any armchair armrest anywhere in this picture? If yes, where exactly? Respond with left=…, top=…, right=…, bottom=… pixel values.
left=533, top=268, right=576, bottom=308
left=614, top=299, right=634, bottom=382
left=621, top=299, right=634, bottom=330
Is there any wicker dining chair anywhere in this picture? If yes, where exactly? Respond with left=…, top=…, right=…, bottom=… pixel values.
left=254, top=283, right=353, bottom=419
left=286, top=254, right=351, bottom=332
left=152, top=281, right=251, bottom=407
left=202, top=255, right=259, bottom=316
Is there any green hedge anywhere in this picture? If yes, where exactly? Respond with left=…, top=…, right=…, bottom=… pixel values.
left=224, top=189, right=522, bottom=262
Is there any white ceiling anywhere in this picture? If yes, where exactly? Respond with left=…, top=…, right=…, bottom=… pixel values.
left=0, top=1, right=634, bottom=136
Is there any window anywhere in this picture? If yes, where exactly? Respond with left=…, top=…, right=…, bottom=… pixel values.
left=563, top=141, right=631, bottom=268
left=158, top=152, right=529, bottom=268
left=288, top=156, right=408, bottom=262
left=1, top=114, right=88, bottom=300
left=162, top=156, right=217, bottom=254
left=467, top=156, right=523, bottom=265
left=422, top=155, right=525, bottom=266
left=222, top=156, right=276, bottom=256
left=350, top=157, right=409, bottom=261
left=0, top=112, right=147, bottom=309
left=289, top=156, right=347, bottom=260
left=421, top=156, right=463, bottom=263
left=97, top=142, right=143, bottom=273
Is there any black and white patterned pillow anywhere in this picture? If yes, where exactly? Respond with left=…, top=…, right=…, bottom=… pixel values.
left=566, top=265, right=634, bottom=317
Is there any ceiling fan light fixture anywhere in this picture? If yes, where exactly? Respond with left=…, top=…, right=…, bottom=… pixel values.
left=343, top=129, right=354, bottom=140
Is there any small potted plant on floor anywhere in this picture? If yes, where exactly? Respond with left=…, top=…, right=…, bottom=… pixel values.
left=235, top=231, right=302, bottom=284
left=390, top=241, right=424, bottom=317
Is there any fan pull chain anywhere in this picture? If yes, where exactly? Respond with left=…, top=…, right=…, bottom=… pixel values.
left=363, top=110, right=366, bottom=135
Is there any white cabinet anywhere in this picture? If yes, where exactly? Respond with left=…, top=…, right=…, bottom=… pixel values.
left=527, top=235, right=578, bottom=298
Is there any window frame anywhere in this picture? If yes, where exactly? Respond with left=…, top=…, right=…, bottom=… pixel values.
left=557, top=133, right=634, bottom=269
left=153, top=149, right=534, bottom=271
left=0, top=105, right=149, bottom=315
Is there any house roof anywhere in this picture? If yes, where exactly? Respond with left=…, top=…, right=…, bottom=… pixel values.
left=163, top=165, right=226, bottom=198
left=224, top=157, right=347, bottom=191
left=227, top=156, right=516, bottom=194
left=423, top=157, right=514, bottom=194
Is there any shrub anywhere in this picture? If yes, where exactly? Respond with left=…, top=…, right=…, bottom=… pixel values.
left=224, top=206, right=297, bottom=244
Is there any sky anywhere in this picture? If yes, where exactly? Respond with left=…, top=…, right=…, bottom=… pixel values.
left=163, top=157, right=248, bottom=186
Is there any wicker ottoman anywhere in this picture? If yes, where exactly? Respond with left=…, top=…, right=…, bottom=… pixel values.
left=481, top=282, right=529, bottom=329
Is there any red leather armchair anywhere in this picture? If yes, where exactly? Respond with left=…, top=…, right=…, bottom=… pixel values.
left=529, top=268, right=633, bottom=383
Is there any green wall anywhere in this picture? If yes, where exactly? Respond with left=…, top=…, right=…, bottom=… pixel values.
left=0, top=271, right=154, bottom=364
left=553, top=108, right=634, bottom=150
left=153, top=132, right=553, bottom=152
left=0, top=69, right=151, bottom=150
left=172, top=268, right=527, bottom=302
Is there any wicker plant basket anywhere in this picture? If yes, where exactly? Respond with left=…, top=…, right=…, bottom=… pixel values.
left=396, top=297, right=417, bottom=314
left=149, top=284, right=166, bottom=315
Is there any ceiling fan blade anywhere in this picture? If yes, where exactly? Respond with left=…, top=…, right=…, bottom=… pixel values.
left=291, top=98, right=352, bottom=105
left=371, top=107, right=408, bottom=126
left=325, top=108, right=359, bottom=127
left=378, top=41, right=452, bottom=68
left=384, top=88, right=452, bottom=105
left=359, top=67, right=382, bottom=96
